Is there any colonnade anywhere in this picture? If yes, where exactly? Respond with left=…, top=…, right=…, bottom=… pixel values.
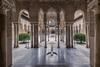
left=13, top=11, right=75, bottom=48
left=13, top=18, right=74, bottom=49
left=1, top=0, right=100, bottom=67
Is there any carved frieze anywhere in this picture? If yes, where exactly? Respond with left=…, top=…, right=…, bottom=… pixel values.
left=88, top=0, right=97, bottom=10
left=0, top=0, right=15, bottom=15
left=39, top=0, right=66, bottom=2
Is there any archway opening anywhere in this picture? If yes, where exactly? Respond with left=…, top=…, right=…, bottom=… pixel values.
left=12, top=9, right=31, bottom=65
left=73, top=9, right=90, bottom=65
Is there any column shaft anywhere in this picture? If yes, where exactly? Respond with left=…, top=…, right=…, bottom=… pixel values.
left=44, top=13, right=47, bottom=48
left=44, top=23, right=47, bottom=48
left=66, top=24, right=70, bottom=48
left=31, top=23, right=34, bottom=48
left=57, top=13, right=60, bottom=48
left=58, top=23, right=60, bottom=48
left=34, top=23, right=38, bottom=48
left=70, top=24, right=73, bottom=48
left=14, top=23, right=19, bottom=48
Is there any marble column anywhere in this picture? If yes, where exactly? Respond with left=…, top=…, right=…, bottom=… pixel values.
left=42, top=28, right=45, bottom=42
left=66, top=23, right=73, bottom=48
left=40, top=27, right=44, bottom=43
left=34, top=23, right=38, bottom=48
left=95, top=5, right=100, bottom=67
left=31, top=23, right=34, bottom=48
left=66, top=23, right=70, bottom=48
left=58, top=22, right=60, bottom=48
left=14, top=23, right=19, bottom=48
left=48, top=27, right=49, bottom=41
left=62, top=28, right=65, bottom=42
left=86, top=23, right=90, bottom=48
left=70, top=24, right=73, bottom=48
left=44, top=13, right=47, bottom=48
left=44, top=22, right=47, bottom=48
left=57, top=13, right=60, bottom=48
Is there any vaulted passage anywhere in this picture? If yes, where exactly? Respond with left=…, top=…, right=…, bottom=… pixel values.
left=0, top=0, right=100, bottom=67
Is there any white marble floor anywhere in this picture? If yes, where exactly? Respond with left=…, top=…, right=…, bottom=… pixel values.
left=12, top=43, right=90, bottom=67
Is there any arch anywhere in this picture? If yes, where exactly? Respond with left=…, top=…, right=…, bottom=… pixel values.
left=19, top=9, right=30, bottom=19
left=38, top=8, right=44, bottom=25
left=60, top=9, right=65, bottom=28
left=60, top=9, right=65, bottom=21
left=18, top=9, right=30, bottom=33
left=47, top=7, right=57, bottom=22
left=46, top=7, right=57, bottom=27
left=47, top=7, right=57, bottom=17
left=74, top=10, right=84, bottom=19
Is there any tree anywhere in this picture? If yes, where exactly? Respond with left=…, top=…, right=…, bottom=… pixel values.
left=74, top=33, right=86, bottom=44
left=18, top=33, right=30, bottom=43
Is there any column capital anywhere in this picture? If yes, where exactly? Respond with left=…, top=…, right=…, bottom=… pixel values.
left=13, top=22, right=19, bottom=24
left=88, top=0, right=100, bottom=14
left=31, top=22, right=38, bottom=24
left=66, top=22, right=73, bottom=26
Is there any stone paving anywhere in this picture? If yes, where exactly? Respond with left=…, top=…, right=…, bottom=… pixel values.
left=12, top=45, right=90, bottom=67
left=12, top=35, right=90, bottom=67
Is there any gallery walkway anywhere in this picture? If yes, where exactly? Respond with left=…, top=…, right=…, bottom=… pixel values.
left=12, top=43, right=90, bottom=67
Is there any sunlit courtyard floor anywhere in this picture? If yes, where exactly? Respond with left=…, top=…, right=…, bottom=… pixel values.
left=12, top=35, right=90, bottom=67
left=12, top=42, right=90, bottom=67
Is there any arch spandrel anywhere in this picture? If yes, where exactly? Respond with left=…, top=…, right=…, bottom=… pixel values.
left=14, top=0, right=31, bottom=22
left=15, top=0, right=87, bottom=23
left=64, top=0, right=87, bottom=23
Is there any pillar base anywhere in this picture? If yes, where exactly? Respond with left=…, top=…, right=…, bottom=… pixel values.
left=14, top=45, right=19, bottom=48
left=34, top=46, right=38, bottom=48
left=66, top=45, right=73, bottom=48
left=45, top=46, right=47, bottom=48
left=31, top=45, right=34, bottom=48
left=86, top=44, right=90, bottom=48
left=71, top=45, right=74, bottom=48
left=57, top=46, right=60, bottom=48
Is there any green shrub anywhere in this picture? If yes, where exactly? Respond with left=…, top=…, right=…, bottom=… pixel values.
left=19, top=33, right=30, bottom=42
left=74, top=33, right=86, bottom=44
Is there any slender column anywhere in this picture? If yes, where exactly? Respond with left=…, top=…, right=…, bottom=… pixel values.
left=55, top=27, right=57, bottom=41
left=31, top=23, right=34, bottom=48
left=44, top=13, right=47, bottom=48
left=60, top=29, right=62, bottom=41
left=70, top=24, right=73, bottom=48
left=40, top=27, right=44, bottom=43
left=39, top=27, right=41, bottom=43
left=95, top=4, right=100, bottom=67
left=44, top=22, right=47, bottom=48
left=14, top=23, right=19, bottom=48
left=66, top=23, right=70, bottom=48
left=57, top=13, right=60, bottom=48
left=61, top=29, right=64, bottom=42
left=86, top=23, right=90, bottom=48
left=58, top=23, right=60, bottom=48
left=48, top=27, right=49, bottom=41
left=42, top=29, right=45, bottom=42
left=34, top=23, right=38, bottom=48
